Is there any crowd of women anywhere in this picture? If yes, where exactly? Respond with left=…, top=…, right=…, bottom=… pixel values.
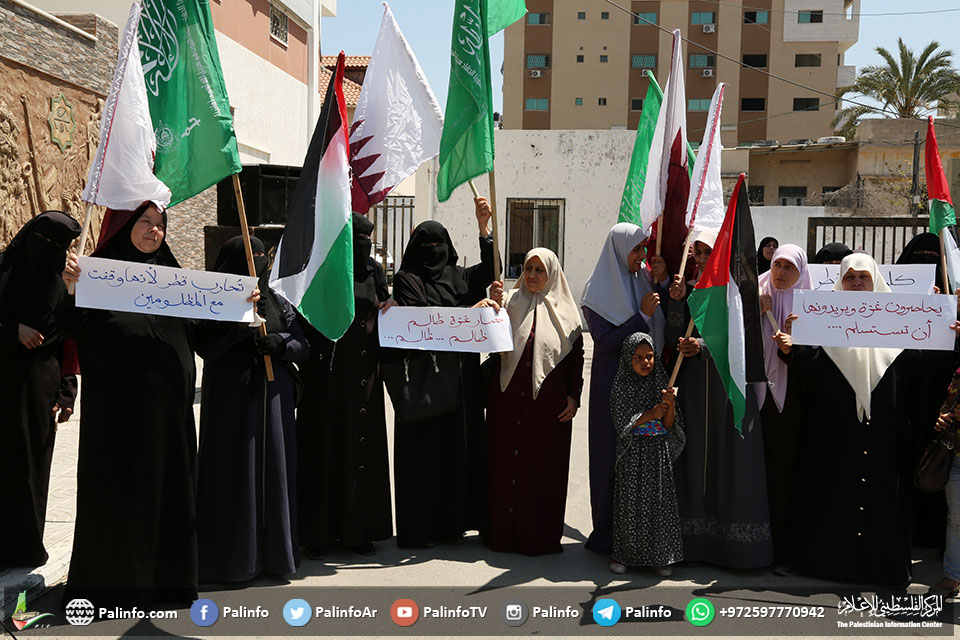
left=2, top=199, right=960, bottom=610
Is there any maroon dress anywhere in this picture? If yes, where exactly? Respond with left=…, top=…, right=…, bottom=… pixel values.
left=485, top=325, right=585, bottom=555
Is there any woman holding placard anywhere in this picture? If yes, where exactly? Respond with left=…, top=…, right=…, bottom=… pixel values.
left=580, top=223, right=667, bottom=555
left=485, top=248, right=584, bottom=555
left=389, top=198, right=500, bottom=548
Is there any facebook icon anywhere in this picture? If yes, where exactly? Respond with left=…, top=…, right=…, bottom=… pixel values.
left=190, top=599, right=220, bottom=627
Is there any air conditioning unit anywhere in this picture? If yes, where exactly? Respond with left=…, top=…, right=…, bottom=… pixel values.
left=700, top=68, right=715, bottom=77
left=817, top=135, right=846, bottom=144
left=529, top=69, right=543, bottom=78
left=702, top=23, right=716, bottom=33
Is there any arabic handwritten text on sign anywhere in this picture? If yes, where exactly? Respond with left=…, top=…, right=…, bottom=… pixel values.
left=76, top=256, right=257, bottom=323
left=379, top=306, right=514, bottom=353
left=792, top=290, right=957, bottom=350
left=806, top=264, right=935, bottom=293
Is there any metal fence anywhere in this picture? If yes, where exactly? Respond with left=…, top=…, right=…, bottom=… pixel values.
left=369, top=195, right=415, bottom=283
left=806, top=216, right=930, bottom=264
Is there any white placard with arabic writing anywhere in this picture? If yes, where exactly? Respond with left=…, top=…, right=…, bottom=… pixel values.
left=378, top=306, right=514, bottom=353
left=76, top=256, right=257, bottom=322
left=806, top=264, right=935, bottom=293
left=792, top=290, right=957, bottom=350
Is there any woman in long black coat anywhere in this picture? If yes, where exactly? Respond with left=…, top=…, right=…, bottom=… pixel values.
left=389, top=199, right=499, bottom=547
left=298, top=214, right=393, bottom=557
left=196, top=236, right=309, bottom=582
left=0, top=211, right=81, bottom=569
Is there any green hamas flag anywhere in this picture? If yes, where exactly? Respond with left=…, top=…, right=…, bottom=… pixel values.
left=437, top=0, right=494, bottom=202
left=486, top=0, right=526, bottom=36
left=139, top=0, right=241, bottom=206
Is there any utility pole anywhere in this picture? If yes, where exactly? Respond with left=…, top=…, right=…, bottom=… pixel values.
left=910, top=129, right=921, bottom=216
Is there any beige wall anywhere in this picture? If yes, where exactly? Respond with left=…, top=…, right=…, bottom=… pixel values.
left=748, top=146, right=857, bottom=206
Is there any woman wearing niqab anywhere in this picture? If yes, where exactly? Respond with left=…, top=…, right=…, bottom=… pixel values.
left=297, top=213, right=393, bottom=556
left=0, top=211, right=81, bottom=569
left=195, top=236, right=309, bottom=581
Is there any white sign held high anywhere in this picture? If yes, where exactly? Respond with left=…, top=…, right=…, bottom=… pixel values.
left=76, top=256, right=257, bottom=322
left=379, top=306, right=514, bottom=353
left=792, top=290, right=957, bottom=350
left=806, top=264, right=935, bottom=293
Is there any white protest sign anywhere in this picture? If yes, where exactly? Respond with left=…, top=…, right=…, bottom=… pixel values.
left=806, top=264, right=935, bottom=293
left=76, top=256, right=257, bottom=322
left=379, top=306, right=514, bottom=353
left=792, top=290, right=957, bottom=350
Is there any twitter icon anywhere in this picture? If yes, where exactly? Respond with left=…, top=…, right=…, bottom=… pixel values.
left=283, top=599, right=311, bottom=627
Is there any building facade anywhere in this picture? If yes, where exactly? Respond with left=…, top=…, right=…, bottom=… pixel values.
left=503, top=0, right=860, bottom=145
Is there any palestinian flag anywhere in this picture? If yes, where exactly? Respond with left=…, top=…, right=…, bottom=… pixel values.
left=686, top=173, right=765, bottom=432
left=925, top=115, right=960, bottom=294
left=270, top=53, right=353, bottom=339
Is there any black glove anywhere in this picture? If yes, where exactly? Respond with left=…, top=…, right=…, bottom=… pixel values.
left=255, top=333, right=286, bottom=356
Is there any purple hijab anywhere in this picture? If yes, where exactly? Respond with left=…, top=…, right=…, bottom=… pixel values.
left=757, top=244, right=811, bottom=412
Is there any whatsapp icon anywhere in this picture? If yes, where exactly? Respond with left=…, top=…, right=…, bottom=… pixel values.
left=685, top=598, right=715, bottom=627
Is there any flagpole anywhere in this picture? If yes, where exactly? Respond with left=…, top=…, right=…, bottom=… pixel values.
left=233, top=173, right=275, bottom=382
left=939, top=229, right=951, bottom=294
left=667, top=317, right=695, bottom=388
left=764, top=309, right=781, bottom=334
left=675, top=233, right=694, bottom=282
left=655, top=213, right=664, bottom=256
left=468, top=175, right=502, bottom=282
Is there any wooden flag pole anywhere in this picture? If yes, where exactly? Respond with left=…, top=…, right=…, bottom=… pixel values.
left=764, top=309, right=781, bottom=334
left=667, top=317, right=696, bottom=388
left=939, top=228, right=951, bottom=295
left=468, top=175, right=502, bottom=282
left=655, top=212, right=664, bottom=255
left=675, top=233, right=694, bottom=284
left=233, top=173, right=275, bottom=382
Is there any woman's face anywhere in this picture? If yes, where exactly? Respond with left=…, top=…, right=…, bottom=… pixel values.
left=693, top=241, right=712, bottom=270
left=841, top=268, right=874, bottom=291
left=771, top=258, right=800, bottom=290
left=762, top=241, right=778, bottom=260
left=130, top=205, right=165, bottom=254
left=626, top=242, right=646, bottom=273
left=523, top=255, right=548, bottom=293
left=631, top=342, right=655, bottom=377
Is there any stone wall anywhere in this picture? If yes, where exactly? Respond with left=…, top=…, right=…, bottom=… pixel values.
left=166, top=186, right=217, bottom=270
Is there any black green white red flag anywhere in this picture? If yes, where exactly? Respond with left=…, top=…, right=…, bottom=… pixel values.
left=925, top=115, right=960, bottom=293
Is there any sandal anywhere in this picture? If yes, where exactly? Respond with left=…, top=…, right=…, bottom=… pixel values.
left=609, top=561, right=627, bottom=574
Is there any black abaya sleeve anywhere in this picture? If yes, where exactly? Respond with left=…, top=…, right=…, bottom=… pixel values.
left=57, top=375, right=78, bottom=412
left=461, top=234, right=496, bottom=305
left=372, top=261, right=389, bottom=303
left=0, top=317, right=17, bottom=350
left=195, top=321, right=255, bottom=362
left=565, top=334, right=586, bottom=406
left=392, top=271, right=429, bottom=307
left=277, top=297, right=310, bottom=363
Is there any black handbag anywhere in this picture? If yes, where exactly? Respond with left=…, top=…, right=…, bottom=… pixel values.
left=915, top=368, right=960, bottom=492
left=381, top=351, right=461, bottom=424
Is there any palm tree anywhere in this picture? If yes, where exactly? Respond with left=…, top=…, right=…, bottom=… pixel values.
left=833, top=38, right=960, bottom=140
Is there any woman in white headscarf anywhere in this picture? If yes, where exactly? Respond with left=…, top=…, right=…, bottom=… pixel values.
left=664, top=229, right=774, bottom=569
left=485, top=248, right=584, bottom=555
left=775, top=252, right=958, bottom=586
left=580, top=223, right=666, bottom=554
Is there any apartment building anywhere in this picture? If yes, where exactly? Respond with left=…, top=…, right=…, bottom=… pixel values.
left=502, top=0, right=860, bottom=145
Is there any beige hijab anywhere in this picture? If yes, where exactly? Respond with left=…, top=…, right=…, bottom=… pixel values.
left=823, top=253, right=902, bottom=421
left=500, top=248, right=583, bottom=398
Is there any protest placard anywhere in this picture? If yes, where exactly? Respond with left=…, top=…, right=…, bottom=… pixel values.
left=806, top=264, right=935, bottom=293
left=791, top=289, right=957, bottom=350
left=379, top=306, right=514, bottom=353
left=76, top=256, right=257, bottom=322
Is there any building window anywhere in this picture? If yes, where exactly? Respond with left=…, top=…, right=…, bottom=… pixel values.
left=270, top=5, right=288, bottom=44
left=598, top=97, right=607, bottom=106
left=631, top=98, right=643, bottom=111
left=633, top=12, right=657, bottom=25
left=576, top=54, right=584, bottom=63
left=795, top=53, right=822, bottom=67
left=688, top=99, right=711, bottom=111
left=528, top=12, right=551, bottom=25
left=744, top=10, right=768, bottom=24
left=779, top=186, right=808, bottom=206
left=822, top=186, right=842, bottom=194
left=798, top=10, right=823, bottom=23
left=741, top=98, right=766, bottom=111
left=689, top=54, right=716, bottom=68
left=575, top=97, right=583, bottom=106
left=506, top=199, right=565, bottom=278
left=742, top=54, right=767, bottom=68
left=600, top=55, right=608, bottom=63
left=526, top=54, right=551, bottom=68
left=577, top=11, right=586, bottom=19
left=601, top=11, right=609, bottom=19
left=748, top=185, right=764, bottom=205
left=632, top=54, right=656, bottom=69
left=691, top=11, right=716, bottom=25
left=525, top=98, right=549, bottom=111
left=793, top=98, right=820, bottom=111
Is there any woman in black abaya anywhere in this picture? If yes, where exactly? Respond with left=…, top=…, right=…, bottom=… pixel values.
left=196, top=236, right=309, bottom=582
left=0, top=211, right=81, bottom=569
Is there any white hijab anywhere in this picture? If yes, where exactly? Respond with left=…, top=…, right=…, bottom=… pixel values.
left=823, top=253, right=902, bottom=421
left=500, top=248, right=582, bottom=398
left=581, top=223, right=665, bottom=350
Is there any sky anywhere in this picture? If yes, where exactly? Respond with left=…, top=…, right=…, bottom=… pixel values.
left=320, top=1, right=960, bottom=119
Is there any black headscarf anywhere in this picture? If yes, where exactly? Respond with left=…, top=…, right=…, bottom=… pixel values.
left=0, top=210, right=82, bottom=336
left=757, top=236, right=778, bottom=274
left=812, top=242, right=853, bottom=264
left=213, top=236, right=285, bottom=334
left=93, top=202, right=179, bottom=268
left=352, top=213, right=379, bottom=310
left=897, top=232, right=943, bottom=288
left=398, top=221, right=468, bottom=306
